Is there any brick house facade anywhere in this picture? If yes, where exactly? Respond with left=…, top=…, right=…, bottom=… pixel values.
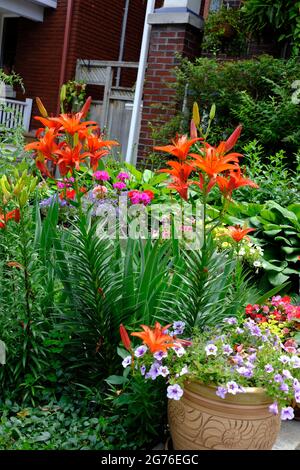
left=1, top=0, right=158, bottom=125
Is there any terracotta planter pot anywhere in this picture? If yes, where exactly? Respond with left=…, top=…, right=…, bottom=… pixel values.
left=168, top=382, right=281, bottom=450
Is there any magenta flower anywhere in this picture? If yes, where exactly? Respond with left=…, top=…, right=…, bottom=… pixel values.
left=117, top=172, right=130, bottom=181
left=93, top=170, right=110, bottom=181
left=167, top=384, right=184, bottom=400
left=57, top=182, right=65, bottom=189
left=113, top=182, right=127, bottom=191
left=139, top=193, right=151, bottom=206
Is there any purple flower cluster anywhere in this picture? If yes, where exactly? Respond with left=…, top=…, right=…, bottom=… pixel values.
left=39, top=195, right=68, bottom=208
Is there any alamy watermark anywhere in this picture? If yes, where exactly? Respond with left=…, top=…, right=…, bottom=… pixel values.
left=0, top=341, right=6, bottom=365
left=291, top=80, right=300, bottom=104
left=93, top=196, right=204, bottom=250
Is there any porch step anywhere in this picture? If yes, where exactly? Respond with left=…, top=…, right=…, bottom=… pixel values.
left=273, top=420, right=300, bottom=450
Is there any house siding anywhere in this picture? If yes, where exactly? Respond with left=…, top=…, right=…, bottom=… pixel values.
left=13, top=0, right=150, bottom=125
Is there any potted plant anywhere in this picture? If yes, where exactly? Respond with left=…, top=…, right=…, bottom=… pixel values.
left=120, top=319, right=300, bottom=450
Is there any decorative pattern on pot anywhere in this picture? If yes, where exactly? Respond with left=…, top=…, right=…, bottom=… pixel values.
left=168, top=383, right=281, bottom=450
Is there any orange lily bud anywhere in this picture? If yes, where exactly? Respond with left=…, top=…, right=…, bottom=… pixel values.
left=120, top=324, right=131, bottom=351
left=225, top=125, right=243, bottom=152
left=190, top=119, right=197, bottom=139
left=80, top=96, right=92, bottom=118
left=36, top=97, right=48, bottom=118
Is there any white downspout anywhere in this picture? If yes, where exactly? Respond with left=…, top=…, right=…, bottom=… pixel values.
left=125, top=0, right=155, bottom=165
left=116, top=0, right=130, bottom=88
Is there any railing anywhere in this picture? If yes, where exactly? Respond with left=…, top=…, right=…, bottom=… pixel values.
left=0, top=98, right=33, bottom=132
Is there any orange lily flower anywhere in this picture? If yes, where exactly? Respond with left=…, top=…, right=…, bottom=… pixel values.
left=131, top=322, right=175, bottom=353
left=25, top=128, right=59, bottom=160
left=50, top=113, right=98, bottom=136
left=55, top=143, right=92, bottom=176
left=0, top=209, right=20, bottom=229
left=216, top=167, right=258, bottom=198
left=189, top=173, right=216, bottom=194
left=159, top=161, right=194, bottom=201
left=190, top=143, right=242, bottom=179
left=85, top=133, right=119, bottom=171
left=228, top=225, right=256, bottom=243
left=154, top=135, right=202, bottom=161
left=34, top=116, right=62, bottom=135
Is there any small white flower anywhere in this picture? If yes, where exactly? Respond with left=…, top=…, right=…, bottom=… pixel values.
left=205, top=344, right=218, bottom=356
left=179, top=365, right=189, bottom=376
left=158, top=365, right=170, bottom=377
left=253, top=260, right=261, bottom=268
left=238, top=248, right=246, bottom=256
left=172, top=345, right=185, bottom=357
left=122, top=356, right=132, bottom=368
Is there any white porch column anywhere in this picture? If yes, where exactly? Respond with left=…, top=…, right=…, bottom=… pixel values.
left=163, top=0, right=202, bottom=15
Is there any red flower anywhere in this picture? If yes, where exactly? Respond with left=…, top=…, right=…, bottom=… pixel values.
left=245, top=304, right=254, bottom=315
left=143, top=190, right=155, bottom=201
left=0, top=208, right=20, bottom=229
left=228, top=225, right=255, bottom=243
left=120, top=324, right=131, bottom=351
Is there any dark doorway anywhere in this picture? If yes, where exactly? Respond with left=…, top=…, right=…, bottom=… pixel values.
left=1, top=17, right=20, bottom=73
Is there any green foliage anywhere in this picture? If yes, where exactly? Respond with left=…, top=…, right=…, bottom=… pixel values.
left=107, top=374, right=167, bottom=449
left=202, top=6, right=248, bottom=56
left=60, top=80, right=87, bottom=113
left=0, top=398, right=132, bottom=450
left=234, top=140, right=300, bottom=206
left=224, top=201, right=300, bottom=289
left=168, top=56, right=300, bottom=156
left=157, top=235, right=258, bottom=333
left=242, top=0, right=300, bottom=56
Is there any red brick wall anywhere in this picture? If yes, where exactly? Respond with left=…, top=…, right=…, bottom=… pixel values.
left=138, top=23, right=202, bottom=163
left=14, top=0, right=67, bottom=122
left=13, top=0, right=150, bottom=126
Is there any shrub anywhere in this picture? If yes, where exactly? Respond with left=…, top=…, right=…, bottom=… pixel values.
left=159, top=56, right=300, bottom=159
